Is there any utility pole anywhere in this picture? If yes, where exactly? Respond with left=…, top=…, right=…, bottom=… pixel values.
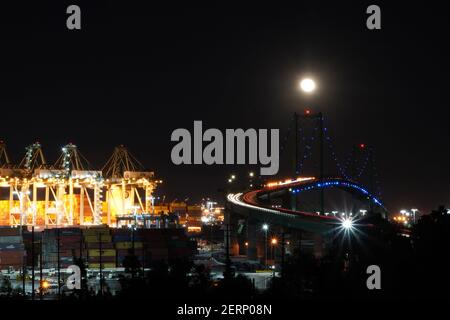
left=57, top=228, right=61, bottom=299
left=294, top=112, right=299, bottom=176
left=56, top=227, right=61, bottom=299
left=224, top=210, right=232, bottom=279
left=31, top=226, right=35, bottom=300
left=99, top=233, right=103, bottom=297
left=22, top=248, right=26, bottom=297
left=40, top=232, right=43, bottom=300
left=131, top=227, right=135, bottom=279
left=264, top=229, right=268, bottom=270
left=280, top=231, right=285, bottom=279
left=142, top=243, right=146, bottom=279
left=368, top=146, right=375, bottom=213
left=318, top=112, right=324, bottom=215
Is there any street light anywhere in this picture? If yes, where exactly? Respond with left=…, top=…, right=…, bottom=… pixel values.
left=342, top=218, right=353, bottom=230
left=262, top=224, right=269, bottom=269
left=249, top=172, right=254, bottom=177
left=271, top=238, right=277, bottom=266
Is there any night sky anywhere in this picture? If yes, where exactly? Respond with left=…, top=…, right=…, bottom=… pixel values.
left=1, top=2, right=449, bottom=213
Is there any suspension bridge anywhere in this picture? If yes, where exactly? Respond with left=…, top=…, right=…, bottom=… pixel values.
left=225, top=111, right=387, bottom=260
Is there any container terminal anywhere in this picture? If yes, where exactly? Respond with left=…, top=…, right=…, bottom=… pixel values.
left=0, top=141, right=212, bottom=296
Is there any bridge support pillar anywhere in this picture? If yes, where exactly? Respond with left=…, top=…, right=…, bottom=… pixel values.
left=313, top=233, right=324, bottom=259
left=290, top=193, right=297, bottom=211
left=246, top=219, right=258, bottom=260
left=281, top=191, right=296, bottom=211
left=289, top=230, right=303, bottom=255
left=226, top=210, right=241, bottom=256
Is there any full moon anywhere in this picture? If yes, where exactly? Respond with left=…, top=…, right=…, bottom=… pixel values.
left=300, top=78, right=316, bottom=93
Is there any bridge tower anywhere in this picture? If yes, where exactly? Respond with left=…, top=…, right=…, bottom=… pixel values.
left=292, top=111, right=325, bottom=214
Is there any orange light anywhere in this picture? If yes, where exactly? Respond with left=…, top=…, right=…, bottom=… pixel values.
left=271, top=238, right=277, bottom=245
left=245, top=242, right=249, bottom=247
left=41, top=280, right=50, bottom=289
left=187, top=226, right=202, bottom=233
left=266, top=176, right=315, bottom=188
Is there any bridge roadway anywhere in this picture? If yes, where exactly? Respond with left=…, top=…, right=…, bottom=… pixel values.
left=226, top=177, right=385, bottom=234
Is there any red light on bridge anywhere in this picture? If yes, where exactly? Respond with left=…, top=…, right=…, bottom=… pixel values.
left=305, top=109, right=311, bottom=115
left=359, top=143, right=365, bottom=149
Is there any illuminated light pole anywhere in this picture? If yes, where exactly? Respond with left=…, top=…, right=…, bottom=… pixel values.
left=249, top=172, right=254, bottom=189
left=262, top=224, right=269, bottom=270
left=342, top=218, right=353, bottom=230
left=271, top=238, right=277, bottom=263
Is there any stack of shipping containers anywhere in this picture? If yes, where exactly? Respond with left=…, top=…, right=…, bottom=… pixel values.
left=0, top=227, right=26, bottom=270
left=113, top=228, right=143, bottom=268
left=162, top=228, right=196, bottom=260
left=1, top=226, right=197, bottom=271
left=42, top=228, right=83, bottom=268
left=83, top=226, right=115, bottom=269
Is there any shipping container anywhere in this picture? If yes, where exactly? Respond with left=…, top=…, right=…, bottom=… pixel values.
left=0, top=243, right=25, bottom=251
left=88, top=263, right=116, bottom=269
left=0, top=236, right=22, bottom=244
left=0, top=227, right=21, bottom=237
left=85, top=242, right=114, bottom=249
left=88, top=256, right=116, bottom=263
left=88, top=249, right=116, bottom=257
left=85, top=235, right=112, bottom=243
left=115, top=242, right=143, bottom=250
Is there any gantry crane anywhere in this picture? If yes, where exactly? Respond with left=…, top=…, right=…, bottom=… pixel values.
left=35, top=143, right=103, bottom=226
left=102, top=145, right=158, bottom=227
left=0, top=143, right=159, bottom=228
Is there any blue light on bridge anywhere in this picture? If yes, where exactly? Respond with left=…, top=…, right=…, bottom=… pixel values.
left=290, top=179, right=383, bottom=206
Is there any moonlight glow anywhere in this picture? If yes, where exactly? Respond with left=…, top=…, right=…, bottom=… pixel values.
left=300, top=78, right=316, bottom=93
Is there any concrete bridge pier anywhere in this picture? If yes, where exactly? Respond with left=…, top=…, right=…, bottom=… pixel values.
left=313, top=233, right=325, bottom=259
left=225, top=208, right=243, bottom=256
left=246, top=218, right=259, bottom=260
left=281, top=190, right=297, bottom=211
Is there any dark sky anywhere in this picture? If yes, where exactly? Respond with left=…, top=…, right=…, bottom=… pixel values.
left=1, top=1, right=449, bottom=213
